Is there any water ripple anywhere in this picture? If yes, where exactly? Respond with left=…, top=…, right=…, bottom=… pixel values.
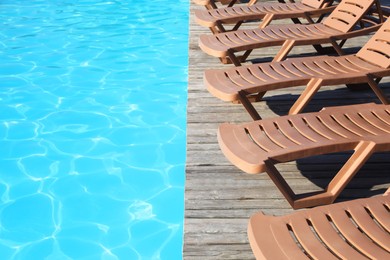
left=0, top=0, right=188, bottom=258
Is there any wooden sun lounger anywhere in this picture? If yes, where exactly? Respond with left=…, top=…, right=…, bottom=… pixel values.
left=248, top=187, right=390, bottom=259
left=205, top=15, right=390, bottom=120
left=193, top=0, right=257, bottom=10
left=218, top=103, right=390, bottom=209
left=199, top=0, right=383, bottom=66
left=195, top=0, right=337, bottom=34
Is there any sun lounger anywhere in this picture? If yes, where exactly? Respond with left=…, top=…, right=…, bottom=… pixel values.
left=205, top=16, right=390, bottom=120
left=218, top=103, right=390, bottom=209
left=195, top=0, right=337, bottom=34
left=199, top=0, right=383, bottom=66
left=248, top=187, right=390, bottom=259
left=194, top=0, right=257, bottom=10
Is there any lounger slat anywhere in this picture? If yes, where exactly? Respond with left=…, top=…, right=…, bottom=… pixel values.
left=245, top=124, right=284, bottom=152
left=302, top=114, right=345, bottom=140
left=289, top=217, right=339, bottom=259
left=286, top=25, right=318, bottom=38
left=245, top=66, right=279, bottom=83
left=243, top=29, right=271, bottom=42
left=234, top=30, right=259, bottom=43
left=347, top=205, right=390, bottom=251
left=258, top=64, right=290, bottom=81
left=365, top=198, right=390, bottom=232
left=273, top=119, right=313, bottom=145
left=334, top=56, right=379, bottom=72
left=371, top=109, right=390, bottom=126
left=230, top=68, right=268, bottom=86
left=343, top=112, right=389, bottom=135
left=267, top=3, right=306, bottom=13
left=215, top=33, right=239, bottom=47
left=328, top=113, right=374, bottom=136
left=351, top=111, right=390, bottom=133
left=268, top=62, right=300, bottom=79
left=302, top=24, right=332, bottom=37
left=309, top=211, right=368, bottom=259
left=288, top=116, right=331, bottom=142
left=301, top=60, right=333, bottom=75
left=289, top=60, right=325, bottom=77
left=279, top=59, right=313, bottom=78
left=268, top=219, right=312, bottom=259
left=320, top=57, right=363, bottom=73
left=261, top=121, right=300, bottom=148
left=309, top=59, right=348, bottom=75
left=260, top=26, right=286, bottom=40
left=316, top=114, right=367, bottom=138
left=309, top=115, right=351, bottom=138
left=329, top=208, right=390, bottom=259
left=250, top=29, right=277, bottom=41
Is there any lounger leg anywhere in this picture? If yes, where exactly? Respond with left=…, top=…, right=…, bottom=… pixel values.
left=238, top=91, right=262, bottom=120
left=232, top=21, right=243, bottom=31
left=264, top=159, right=336, bottom=209
left=347, top=77, right=382, bottom=91
left=312, top=44, right=328, bottom=54
left=224, top=50, right=242, bottom=66
left=241, top=50, right=253, bottom=63
left=330, top=39, right=345, bottom=56
left=264, top=160, right=297, bottom=208
left=374, top=0, right=384, bottom=22
left=273, top=40, right=295, bottom=62
left=206, top=1, right=218, bottom=10
left=264, top=142, right=376, bottom=209
left=259, top=14, right=274, bottom=29
left=214, top=21, right=226, bottom=34
left=227, top=0, right=238, bottom=7
left=303, top=13, right=315, bottom=24
left=326, top=141, right=376, bottom=197
left=367, top=75, right=389, bottom=105
left=289, top=79, right=322, bottom=115
left=236, top=91, right=266, bottom=103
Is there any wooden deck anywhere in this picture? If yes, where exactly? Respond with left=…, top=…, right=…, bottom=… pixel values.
left=184, top=1, right=390, bottom=259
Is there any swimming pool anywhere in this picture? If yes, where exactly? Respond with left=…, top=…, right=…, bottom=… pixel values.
left=0, top=0, right=188, bottom=259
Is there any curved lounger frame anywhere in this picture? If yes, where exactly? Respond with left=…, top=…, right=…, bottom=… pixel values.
left=199, top=0, right=383, bottom=66
left=248, top=188, right=390, bottom=259
left=195, top=0, right=336, bottom=34
left=218, top=103, right=390, bottom=209
left=205, top=16, right=390, bottom=120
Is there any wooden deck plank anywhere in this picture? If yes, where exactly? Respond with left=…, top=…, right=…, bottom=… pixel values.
left=184, top=1, right=390, bottom=258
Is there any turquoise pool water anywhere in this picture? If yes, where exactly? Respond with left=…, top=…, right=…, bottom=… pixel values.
left=0, top=0, right=188, bottom=259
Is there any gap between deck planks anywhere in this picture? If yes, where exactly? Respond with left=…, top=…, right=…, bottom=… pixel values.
left=184, top=1, right=390, bottom=259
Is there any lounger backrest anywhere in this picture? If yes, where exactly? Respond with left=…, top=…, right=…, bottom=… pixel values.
left=357, top=18, right=390, bottom=68
left=301, top=0, right=332, bottom=9
left=322, top=0, right=374, bottom=32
